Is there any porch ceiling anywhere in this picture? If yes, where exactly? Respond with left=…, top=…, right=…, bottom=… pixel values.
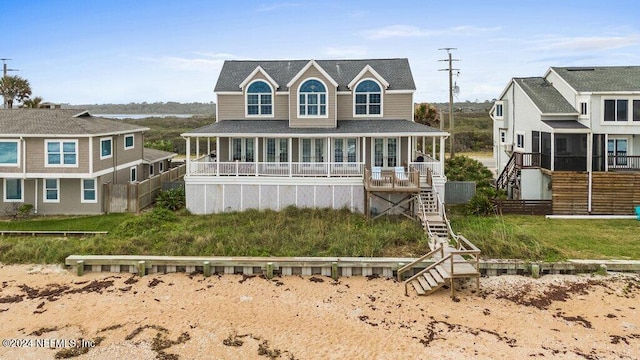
left=182, top=119, right=448, bottom=137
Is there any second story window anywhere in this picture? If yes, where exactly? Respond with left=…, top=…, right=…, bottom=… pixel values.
left=299, top=79, right=326, bottom=117
left=0, top=140, right=19, bottom=166
left=100, top=137, right=113, bottom=159
left=46, top=140, right=77, bottom=167
left=246, top=81, right=272, bottom=116
left=495, top=103, right=504, bottom=118
left=355, top=80, right=381, bottom=116
left=580, top=102, right=588, bottom=116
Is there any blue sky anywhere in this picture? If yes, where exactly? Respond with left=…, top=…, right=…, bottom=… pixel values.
left=3, top=0, right=640, bottom=105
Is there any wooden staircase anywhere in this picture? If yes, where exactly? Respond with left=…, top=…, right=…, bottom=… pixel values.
left=400, top=184, right=481, bottom=298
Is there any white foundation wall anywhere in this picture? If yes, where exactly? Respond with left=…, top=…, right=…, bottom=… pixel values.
left=186, top=179, right=365, bottom=214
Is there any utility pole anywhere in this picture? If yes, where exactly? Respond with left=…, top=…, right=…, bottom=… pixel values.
left=1, top=58, right=20, bottom=109
left=438, top=48, right=459, bottom=158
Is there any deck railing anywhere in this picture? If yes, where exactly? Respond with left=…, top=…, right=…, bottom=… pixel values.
left=188, top=160, right=364, bottom=177
left=364, top=168, right=420, bottom=189
left=608, top=155, right=640, bottom=171
left=409, top=155, right=442, bottom=177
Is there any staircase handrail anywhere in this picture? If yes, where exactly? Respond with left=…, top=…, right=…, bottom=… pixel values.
left=403, top=253, right=453, bottom=296
left=496, top=152, right=518, bottom=189
left=397, top=242, right=444, bottom=281
left=415, top=191, right=438, bottom=245
left=432, top=184, right=459, bottom=247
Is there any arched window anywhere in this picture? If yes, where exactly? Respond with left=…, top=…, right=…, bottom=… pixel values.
left=299, top=79, right=327, bottom=116
left=247, top=81, right=272, bottom=116
left=355, top=79, right=381, bottom=115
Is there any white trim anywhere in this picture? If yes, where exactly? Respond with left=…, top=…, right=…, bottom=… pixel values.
left=124, top=134, right=135, bottom=150
left=286, top=60, right=339, bottom=88
left=81, top=178, right=98, bottom=203
left=182, top=131, right=450, bottom=138
left=3, top=159, right=146, bottom=179
left=499, top=129, right=507, bottom=144
left=493, top=101, right=504, bottom=119
left=239, top=65, right=279, bottom=89
left=297, top=77, right=329, bottom=119
left=216, top=91, right=242, bottom=95
left=45, top=139, right=79, bottom=167
left=0, top=129, right=149, bottom=138
left=0, top=139, right=20, bottom=167
left=370, top=137, right=400, bottom=168
left=185, top=176, right=363, bottom=186
left=159, top=161, right=165, bottom=173
left=353, top=78, right=384, bottom=118
left=544, top=68, right=578, bottom=94
left=347, top=64, right=390, bottom=89
left=43, top=178, right=60, bottom=203
left=385, top=89, right=415, bottom=94
left=601, top=97, right=640, bottom=124
left=99, top=137, right=113, bottom=160
left=3, top=178, right=24, bottom=202
left=245, top=79, right=275, bottom=118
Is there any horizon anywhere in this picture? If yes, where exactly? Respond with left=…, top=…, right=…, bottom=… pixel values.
left=4, top=0, right=640, bottom=105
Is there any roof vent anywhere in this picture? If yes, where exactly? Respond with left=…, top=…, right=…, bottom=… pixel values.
left=566, top=68, right=595, bottom=72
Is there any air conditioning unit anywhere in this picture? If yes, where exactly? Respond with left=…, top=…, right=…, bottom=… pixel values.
left=503, top=144, right=513, bottom=152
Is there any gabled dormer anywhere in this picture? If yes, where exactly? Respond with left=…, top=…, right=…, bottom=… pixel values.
left=287, top=60, right=339, bottom=128
left=239, top=66, right=279, bottom=118
left=347, top=65, right=390, bottom=118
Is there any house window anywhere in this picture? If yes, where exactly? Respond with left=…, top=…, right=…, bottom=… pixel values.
left=354, top=79, right=381, bottom=116
left=334, top=138, right=358, bottom=163
left=301, top=138, right=325, bottom=163
left=634, top=100, right=640, bottom=121
left=124, top=134, right=134, bottom=150
left=81, top=179, right=97, bottom=203
left=265, top=138, right=288, bottom=163
left=494, top=102, right=504, bottom=119
left=231, top=138, right=255, bottom=162
left=159, top=161, right=165, bottom=172
left=516, top=132, right=525, bottom=149
left=130, top=166, right=137, bottom=182
left=46, top=140, right=78, bottom=166
left=0, top=140, right=19, bottom=166
left=499, top=130, right=507, bottom=144
left=608, top=138, right=629, bottom=167
left=604, top=99, right=630, bottom=122
left=373, top=138, right=398, bottom=168
left=580, top=102, right=588, bottom=116
left=246, top=81, right=272, bottom=116
left=150, top=163, right=154, bottom=176
left=100, top=137, right=113, bottom=159
left=3, top=178, right=23, bottom=202
left=44, top=179, right=59, bottom=203
left=299, top=79, right=327, bottom=117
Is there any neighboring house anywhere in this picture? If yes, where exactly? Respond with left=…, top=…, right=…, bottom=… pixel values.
left=0, top=109, right=176, bottom=215
left=181, top=58, right=449, bottom=214
left=491, top=66, right=640, bottom=214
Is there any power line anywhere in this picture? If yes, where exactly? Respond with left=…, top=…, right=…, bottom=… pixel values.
left=438, top=48, right=460, bottom=158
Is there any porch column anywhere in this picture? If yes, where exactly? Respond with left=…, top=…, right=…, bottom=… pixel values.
left=432, top=137, right=436, bottom=159
left=186, top=137, right=191, bottom=174
left=362, top=136, right=367, bottom=174
left=327, top=137, right=331, bottom=177
left=216, top=137, right=220, bottom=176
left=207, top=137, right=211, bottom=157
left=604, top=134, right=609, bottom=171
left=440, top=136, right=445, bottom=175
left=196, top=137, right=200, bottom=159
left=550, top=133, right=555, bottom=171
left=407, top=136, right=412, bottom=167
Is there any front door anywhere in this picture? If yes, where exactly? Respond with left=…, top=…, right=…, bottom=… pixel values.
left=608, top=137, right=629, bottom=167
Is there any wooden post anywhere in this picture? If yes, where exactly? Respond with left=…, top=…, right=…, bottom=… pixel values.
left=531, top=264, right=540, bottom=279
left=331, top=262, right=338, bottom=281
left=138, top=261, right=146, bottom=276
left=397, top=263, right=404, bottom=281
left=266, top=262, right=274, bottom=279
left=203, top=261, right=211, bottom=277
left=77, top=260, right=84, bottom=276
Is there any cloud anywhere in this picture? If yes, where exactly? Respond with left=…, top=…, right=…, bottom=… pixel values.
left=323, top=46, right=369, bottom=58
left=537, top=34, right=640, bottom=52
left=256, top=2, right=302, bottom=12
left=362, top=24, right=500, bottom=40
left=138, top=52, right=240, bottom=73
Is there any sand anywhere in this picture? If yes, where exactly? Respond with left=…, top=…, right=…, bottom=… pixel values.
left=0, top=264, right=639, bottom=360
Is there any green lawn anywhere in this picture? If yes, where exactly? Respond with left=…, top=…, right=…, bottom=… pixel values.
left=0, top=209, right=638, bottom=264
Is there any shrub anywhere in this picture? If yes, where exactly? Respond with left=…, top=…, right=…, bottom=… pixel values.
left=445, top=155, right=494, bottom=190
left=156, top=187, right=185, bottom=211
left=465, top=187, right=506, bottom=216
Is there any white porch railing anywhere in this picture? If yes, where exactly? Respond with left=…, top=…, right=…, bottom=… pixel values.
left=409, top=156, right=443, bottom=177
left=188, top=161, right=364, bottom=177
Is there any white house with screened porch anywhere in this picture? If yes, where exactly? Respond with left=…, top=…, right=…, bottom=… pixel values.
left=181, top=59, right=449, bottom=215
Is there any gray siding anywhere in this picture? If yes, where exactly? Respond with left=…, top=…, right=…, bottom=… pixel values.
left=288, top=66, right=337, bottom=128
left=25, top=137, right=90, bottom=173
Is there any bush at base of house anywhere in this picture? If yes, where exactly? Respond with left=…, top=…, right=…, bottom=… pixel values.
left=155, top=187, right=185, bottom=211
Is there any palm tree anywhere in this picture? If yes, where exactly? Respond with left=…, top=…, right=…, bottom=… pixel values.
left=414, top=102, right=439, bottom=127
left=0, top=75, right=32, bottom=109
left=21, top=96, right=43, bottom=108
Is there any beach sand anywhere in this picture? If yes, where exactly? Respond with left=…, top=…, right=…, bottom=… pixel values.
left=0, top=264, right=638, bottom=359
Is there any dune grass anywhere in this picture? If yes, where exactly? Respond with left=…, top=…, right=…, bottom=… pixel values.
left=1, top=208, right=639, bottom=264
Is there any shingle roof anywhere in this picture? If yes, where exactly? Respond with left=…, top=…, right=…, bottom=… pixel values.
left=143, top=148, right=177, bottom=162
left=0, top=109, right=149, bottom=136
left=182, top=119, right=445, bottom=137
left=542, top=120, right=589, bottom=129
left=514, top=78, right=578, bottom=114
left=551, top=66, right=640, bottom=92
left=215, top=59, right=416, bottom=92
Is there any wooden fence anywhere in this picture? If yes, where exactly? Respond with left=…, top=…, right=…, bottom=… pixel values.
left=552, top=171, right=640, bottom=215
left=494, top=199, right=553, bottom=215
left=104, top=164, right=186, bottom=213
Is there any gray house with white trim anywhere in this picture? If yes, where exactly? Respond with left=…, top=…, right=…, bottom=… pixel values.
left=0, top=109, right=176, bottom=215
left=492, top=66, right=640, bottom=206
left=182, top=58, right=449, bottom=214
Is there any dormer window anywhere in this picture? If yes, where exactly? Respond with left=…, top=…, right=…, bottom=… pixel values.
left=354, top=79, right=382, bottom=116
left=299, top=79, right=327, bottom=117
left=246, top=80, right=273, bottom=116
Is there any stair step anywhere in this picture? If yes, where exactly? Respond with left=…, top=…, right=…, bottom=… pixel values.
left=435, top=265, right=450, bottom=279
left=416, top=274, right=432, bottom=292
left=423, top=273, right=438, bottom=288
left=410, top=280, right=426, bottom=295
left=430, top=268, right=445, bottom=284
